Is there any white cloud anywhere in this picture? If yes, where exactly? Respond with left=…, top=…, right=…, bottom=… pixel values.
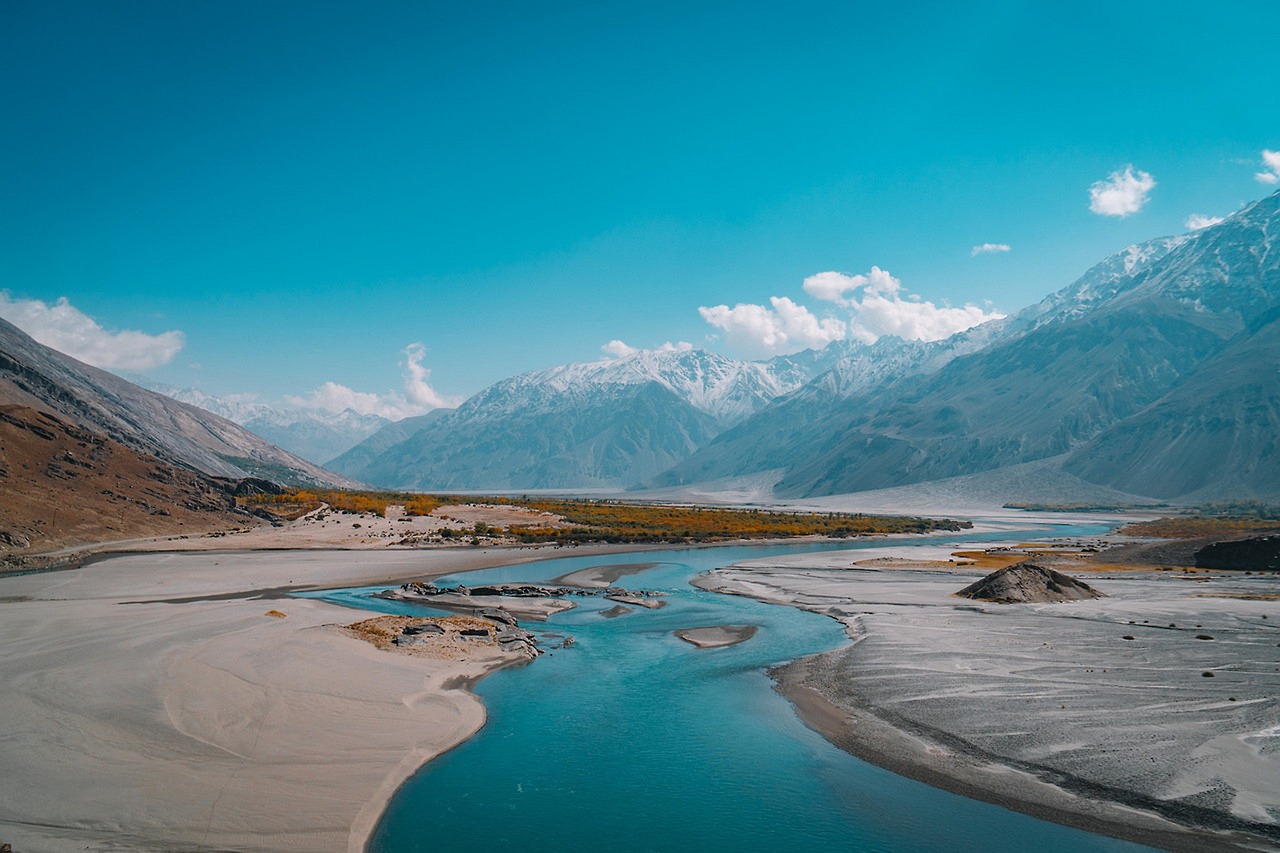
left=702, top=268, right=1004, bottom=355
left=852, top=287, right=1002, bottom=344
left=802, top=267, right=900, bottom=307
left=601, top=339, right=638, bottom=358
left=400, top=343, right=456, bottom=410
left=1256, top=149, right=1280, bottom=184
left=287, top=342, right=461, bottom=419
left=698, top=297, right=847, bottom=357
left=971, top=243, right=1012, bottom=256
left=1088, top=165, right=1156, bottom=217
left=0, top=291, right=184, bottom=371
left=1185, top=213, right=1224, bottom=231
left=288, top=382, right=395, bottom=417
left=801, top=271, right=861, bottom=305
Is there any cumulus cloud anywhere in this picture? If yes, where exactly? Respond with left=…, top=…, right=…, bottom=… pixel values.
left=287, top=342, right=461, bottom=419
left=1185, top=213, right=1224, bottom=231
left=812, top=268, right=1005, bottom=344
left=0, top=291, right=184, bottom=371
left=601, top=339, right=638, bottom=359
left=1088, top=165, right=1156, bottom=217
left=1256, top=149, right=1280, bottom=184
left=971, top=243, right=1012, bottom=256
left=701, top=268, right=1004, bottom=356
left=698, top=297, right=847, bottom=357
left=802, top=267, right=899, bottom=307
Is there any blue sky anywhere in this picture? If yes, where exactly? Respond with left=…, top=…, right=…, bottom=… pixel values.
left=2, top=0, right=1278, bottom=417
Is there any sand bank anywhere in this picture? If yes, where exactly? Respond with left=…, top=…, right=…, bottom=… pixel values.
left=698, top=550, right=1280, bottom=852
left=675, top=624, right=759, bottom=649
left=0, top=544, right=649, bottom=852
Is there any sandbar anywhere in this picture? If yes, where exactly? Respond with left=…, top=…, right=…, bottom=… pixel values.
left=553, top=561, right=658, bottom=587
left=675, top=624, right=759, bottom=649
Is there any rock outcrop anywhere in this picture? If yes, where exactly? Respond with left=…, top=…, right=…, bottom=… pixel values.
left=957, top=560, right=1103, bottom=603
left=1195, top=535, right=1280, bottom=571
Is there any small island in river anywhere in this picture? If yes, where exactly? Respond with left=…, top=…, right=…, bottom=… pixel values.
left=675, top=624, right=759, bottom=649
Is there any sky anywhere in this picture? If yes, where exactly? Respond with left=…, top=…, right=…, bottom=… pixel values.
left=2, top=0, right=1278, bottom=419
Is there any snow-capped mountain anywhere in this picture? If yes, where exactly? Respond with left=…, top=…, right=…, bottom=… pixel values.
left=458, top=347, right=824, bottom=426
left=1013, top=235, right=1190, bottom=332
left=141, top=383, right=391, bottom=465
left=329, top=345, right=850, bottom=489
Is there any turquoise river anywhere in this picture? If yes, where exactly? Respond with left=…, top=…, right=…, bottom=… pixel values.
left=303, top=526, right=1154, bottom=853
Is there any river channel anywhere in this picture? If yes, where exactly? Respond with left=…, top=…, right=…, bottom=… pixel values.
left=304, top=527, right=1152, bottom=852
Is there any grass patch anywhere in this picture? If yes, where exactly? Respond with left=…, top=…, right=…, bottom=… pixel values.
left=245, top=489, right=970, bottom=544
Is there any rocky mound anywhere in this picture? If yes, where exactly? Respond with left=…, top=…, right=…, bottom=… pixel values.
left=957, top=560, right=1103, bottom=603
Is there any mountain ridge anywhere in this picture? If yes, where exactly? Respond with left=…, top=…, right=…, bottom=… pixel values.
left=765, top=190, right=1280, bottom=499
left=0, top=318, right=358, bottom=489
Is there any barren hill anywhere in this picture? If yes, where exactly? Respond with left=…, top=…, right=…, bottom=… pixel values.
left=0, top=405, right=263, bottom=560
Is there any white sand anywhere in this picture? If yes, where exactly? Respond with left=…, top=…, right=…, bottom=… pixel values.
left=0, top=547, right=591, bottom=852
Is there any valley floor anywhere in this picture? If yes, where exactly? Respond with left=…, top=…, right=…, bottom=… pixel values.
left=3, top=513, right=1277, bottom=852
left=695, top=545, right=1280, bottom=852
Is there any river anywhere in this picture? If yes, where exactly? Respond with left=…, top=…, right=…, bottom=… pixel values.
left=303, top=527, right=1153, bottom=852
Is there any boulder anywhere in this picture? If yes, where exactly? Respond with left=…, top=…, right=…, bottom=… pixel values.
left=478, top=607, right=518, bottom=626
left=0, top=530, right=30, bottom=549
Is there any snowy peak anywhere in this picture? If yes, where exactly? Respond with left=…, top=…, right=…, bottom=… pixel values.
left=1020, top=189, right=1280, bottom=333
left=1015, top=235, right=1191, bottom=332
left=460, top=347, right=823, bottom=425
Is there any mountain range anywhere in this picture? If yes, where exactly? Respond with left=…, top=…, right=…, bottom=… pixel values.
left=659, top=192, right=1278, bottom=501
left=5, top=190, right=1277, bottom=513
left=333, top=189, right=1280, bottom=502
left=326, top=347, right=858, bottom=489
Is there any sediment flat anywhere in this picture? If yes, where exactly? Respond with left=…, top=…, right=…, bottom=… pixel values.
left=699, top=549, right=1280, bottom=852
left=553, top=561, right=658, bottom=587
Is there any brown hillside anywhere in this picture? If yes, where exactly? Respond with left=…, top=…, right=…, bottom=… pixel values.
left=0, top=405, right=260, bottom=561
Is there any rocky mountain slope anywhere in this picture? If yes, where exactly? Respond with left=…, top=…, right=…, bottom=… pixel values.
left=0, top=318, right=358, bottom=488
